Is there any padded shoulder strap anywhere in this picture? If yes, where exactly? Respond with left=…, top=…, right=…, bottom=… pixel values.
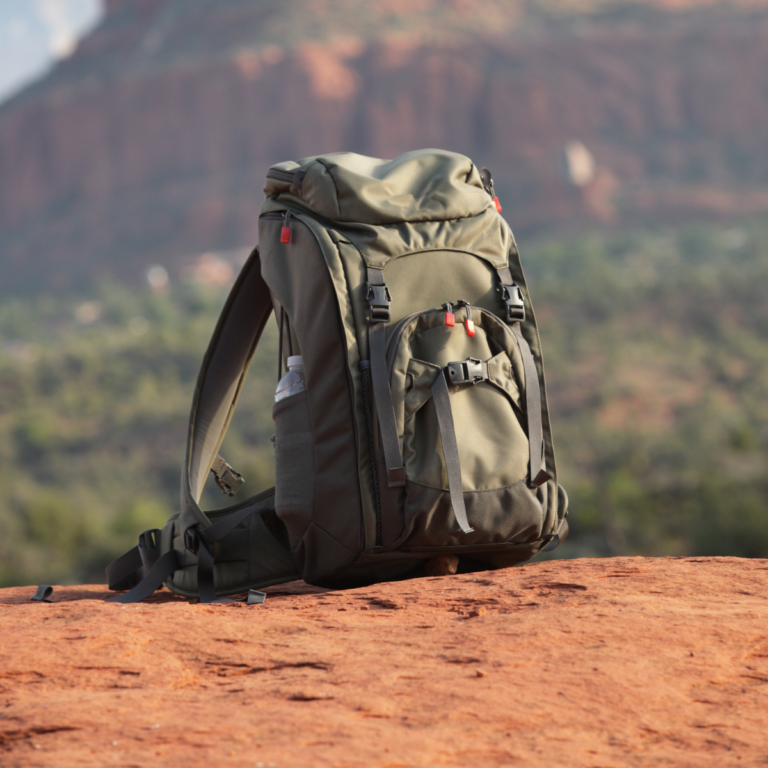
left=181, top=246, right=274, bottom=528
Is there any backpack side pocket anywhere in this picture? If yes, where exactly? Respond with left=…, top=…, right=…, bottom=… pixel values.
left=273, top=391, right=315, bottom=547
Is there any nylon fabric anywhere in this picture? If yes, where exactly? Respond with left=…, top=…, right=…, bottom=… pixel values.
left=265, top=150, right=493, bottom=225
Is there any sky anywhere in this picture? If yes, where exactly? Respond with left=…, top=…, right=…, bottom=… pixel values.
left=0, top=0, right=102, bottom=105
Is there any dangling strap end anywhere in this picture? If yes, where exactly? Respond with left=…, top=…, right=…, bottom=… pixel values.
left=529, top=468, right=552, bottom=489
left=31, top=585, right=53, bottom=602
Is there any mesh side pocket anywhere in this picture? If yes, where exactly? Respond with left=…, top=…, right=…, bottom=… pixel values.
left=273, top=391, right=315, bottom=547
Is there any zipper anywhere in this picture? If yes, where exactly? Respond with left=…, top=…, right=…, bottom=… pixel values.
left=385, top=305, right=521, bottom=374
left=259, top=210, right=294, bottom=243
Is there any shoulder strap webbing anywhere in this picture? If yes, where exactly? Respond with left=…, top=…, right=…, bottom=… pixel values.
left=182, top=246, right=275, bottom=524
left=107, top=246, right=301, bottom=603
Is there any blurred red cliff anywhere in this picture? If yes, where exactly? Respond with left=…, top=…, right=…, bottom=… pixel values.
left=2, top=0, right=768, bottom=292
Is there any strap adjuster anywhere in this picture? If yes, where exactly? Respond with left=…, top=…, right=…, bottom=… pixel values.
left=502, top=284, right=525, bottom=323
left=445, top=358, right=486, bottom=385
left=184, top=526, right=200, bottom=555
left=210, top=455, right=244, bottom=497
left=367, top=283, right=392, bottom=323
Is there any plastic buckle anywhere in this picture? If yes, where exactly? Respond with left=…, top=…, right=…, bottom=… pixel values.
left=367, top=283, right=392, bottom=323
left=445, top=357, right=485, bottom=385
left=502, top=284, right=525, bottom=323
left=184, top=527, right=200, bottom=555
left=211, top=457, right=245, bottom=497
left=213, top=466, right=244, bottom=497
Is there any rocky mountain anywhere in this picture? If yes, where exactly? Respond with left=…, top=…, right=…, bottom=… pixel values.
left=2, top=0, right=768, bottom=293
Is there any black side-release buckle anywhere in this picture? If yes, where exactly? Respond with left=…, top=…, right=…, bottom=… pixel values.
left=367, top=283, right=392, bottom=323
left=184, top=526, right=200, bottom=555
left=502, top=284, right=525, bottom=323
left=445, top=358, right=486, bottom=385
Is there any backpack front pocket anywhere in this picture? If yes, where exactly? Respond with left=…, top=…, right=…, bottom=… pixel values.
left=379, top=307, right=545, bottom=548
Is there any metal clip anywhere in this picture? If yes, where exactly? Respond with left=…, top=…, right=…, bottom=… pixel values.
left=445, top=357, right=486, bottom=385
left=367, top=283, right=392, bottom=323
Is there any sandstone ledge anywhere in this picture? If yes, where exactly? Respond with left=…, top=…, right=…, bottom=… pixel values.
left=1, top=557, right=767, bottom=767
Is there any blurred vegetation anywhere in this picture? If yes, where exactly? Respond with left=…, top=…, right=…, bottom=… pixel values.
left=1, top=220, right=767, bottom=586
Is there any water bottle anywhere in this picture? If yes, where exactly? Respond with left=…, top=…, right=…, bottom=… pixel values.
left=275, top=355, right=305, bottom=402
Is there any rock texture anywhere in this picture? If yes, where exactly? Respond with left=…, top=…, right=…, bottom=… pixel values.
left=2, top=1, right=768, bottom=292
left=1, top=556, right=767, bottom=766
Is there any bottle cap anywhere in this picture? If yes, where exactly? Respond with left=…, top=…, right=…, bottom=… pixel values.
left=287, top=355, right=303, bottom=369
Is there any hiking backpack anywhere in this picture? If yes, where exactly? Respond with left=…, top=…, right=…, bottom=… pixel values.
left=106, top=149, right=569, bottom=603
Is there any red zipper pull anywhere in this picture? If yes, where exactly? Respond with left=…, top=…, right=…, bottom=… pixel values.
left=458, top=301, right=475, bottom=337
left=443, top=302, right=455, bottom=327
left=480, top=168, right=503, bottom=213
left=280, top=210, right=292, bottom=244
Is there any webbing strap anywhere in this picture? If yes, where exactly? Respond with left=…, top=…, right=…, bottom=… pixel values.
left=367, top=267, right=405, bottom=487
left=497, top=267, right=525, bottom=323
left=108, top=550, right=179, bottom=604
left=195, top=541, right=217, bottom=604
left=182, top=246, right=274, bottom=524
left=511, top=326, right=551, bottom=488
left=194, top=505, right=265, bottom=603
left=105, top=545, right=143, bottom=591
left=431, top=371, right=474, bottom=534
left=105, top=528, right=162, bottom=592
left=31, top=585, right=53, bottom=602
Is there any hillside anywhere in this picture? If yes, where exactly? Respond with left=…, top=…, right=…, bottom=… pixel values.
left=1, top=220, right=766, bottom=588
left=1, top=557, right=767, bottom=766
left=2, top=0, right=768, bottom=292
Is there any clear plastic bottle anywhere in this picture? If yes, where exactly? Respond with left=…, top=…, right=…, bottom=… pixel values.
left=275, top=355, right=305, bottom=402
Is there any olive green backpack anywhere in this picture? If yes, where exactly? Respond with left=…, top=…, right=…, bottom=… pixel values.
left=106, top=149, right=569, bottom=603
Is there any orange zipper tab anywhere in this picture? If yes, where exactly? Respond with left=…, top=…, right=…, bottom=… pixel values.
left=280, top=210, right=292, bottom=244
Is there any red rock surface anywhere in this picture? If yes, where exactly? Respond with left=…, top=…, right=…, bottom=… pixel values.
left=1, top=556, right=767, bottom=766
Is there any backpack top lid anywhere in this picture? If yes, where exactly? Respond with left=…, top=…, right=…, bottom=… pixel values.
left=264, top=148, right=494, bottom=225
